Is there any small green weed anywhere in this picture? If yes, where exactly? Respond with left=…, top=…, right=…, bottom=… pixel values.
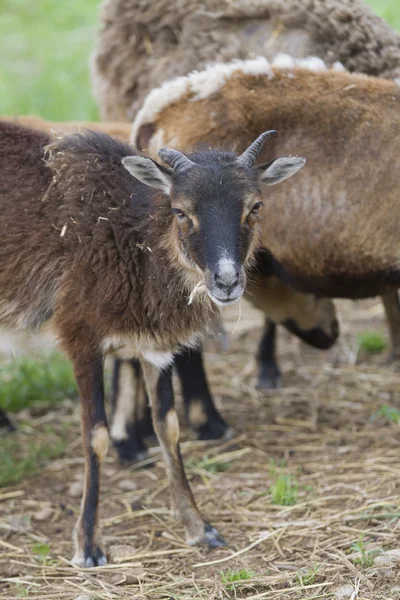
left=221, top=569, right=255, bottom=591
left=0, top=353, right=77, bottom=412
left=15, top=583, right=29, bottom=597
left=377, top=404, right=400, bottom=424
left=357, top=331, right=387, bottom=354
left=269, top=461, right=298, bottom=506
left=32, top=543, right=50, bottom=565
left=0, top=435, right=65, bottom=487
left=351, top=536, right=380, bottom=568
left=296, top=564, right=320, bottom=586
left=186, top=455, right=231, bottom=474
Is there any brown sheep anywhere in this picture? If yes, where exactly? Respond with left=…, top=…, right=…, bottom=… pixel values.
left=91, top=0, right=400, bottom=120
left=0, top=119, right=304, bottom=565
left=0, top=115, right=338, bottom=460
left=131, top=56, right=400, bottom=358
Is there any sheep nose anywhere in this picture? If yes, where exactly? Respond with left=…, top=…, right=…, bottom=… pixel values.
left=213, top=269, right=240, bottom=293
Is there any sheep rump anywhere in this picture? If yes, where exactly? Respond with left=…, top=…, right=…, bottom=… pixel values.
left=91, top=0, right=400, bottom=120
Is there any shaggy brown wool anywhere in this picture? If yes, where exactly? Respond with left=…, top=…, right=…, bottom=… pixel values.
left=92, top=0, right=400, bottom=120
left=2, top=115, right=131, bottom=142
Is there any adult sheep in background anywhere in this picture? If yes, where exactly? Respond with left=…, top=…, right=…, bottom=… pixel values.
left=92, top=0, right=400, bottom=121
left=131, top=56, right=400, bottom=361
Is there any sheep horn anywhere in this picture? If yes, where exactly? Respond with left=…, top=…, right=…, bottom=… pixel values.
left=158, top=148, right=194, bottom=172
left=238, top=130, right=278, bottom=168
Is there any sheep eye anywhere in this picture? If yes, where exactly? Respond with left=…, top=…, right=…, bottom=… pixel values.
left=172, top=208, right=187, bottom=220
left=250, top=201, right=263, bottom=214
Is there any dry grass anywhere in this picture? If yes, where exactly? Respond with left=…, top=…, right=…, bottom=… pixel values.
left=1, top=298, right=400, bottom=599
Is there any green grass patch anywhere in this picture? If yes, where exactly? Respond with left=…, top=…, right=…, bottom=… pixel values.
left=377, top=404, right=400, bottom=424
left=269, top=461, right=298, bottom=506
left=357, top=331, right=387, bottom=354
left=221, top=569, right=255, bottom=591
left=186, top=455, right=231, bottom=474
left=351, top=536, right=380, bottom=569
left=295, top=564, right=320, bottom=586
left=0, top=432, right=65, bottom=487
left=0, top=353, right=77, bottom=413
left=0, top=0, right=101, bottom=120
left=32, top=542, right=51, bottom=565
left=15, top=583, right=30, bottom=598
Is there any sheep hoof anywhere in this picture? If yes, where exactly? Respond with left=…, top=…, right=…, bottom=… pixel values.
left=256, top=374, right=282, bottom=391
left=71, top=546, right=107, bottom=568
left=256, top=363, right=282, bottom=391
left=203, top=523, right=226, bottom=548
left=197, top=417, right=231, bottom=441
left=114, top=438, right=148, bottom=465
left=187, top=522, right=226, bottom=548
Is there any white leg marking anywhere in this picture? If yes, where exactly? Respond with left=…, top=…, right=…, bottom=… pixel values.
left=142, top=351, right=174, bottom=370
left=110, top=362, right=135, bottom=442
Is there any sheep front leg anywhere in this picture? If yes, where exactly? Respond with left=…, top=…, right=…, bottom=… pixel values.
left=174, top=346, right=231, bottom=440
left=140, top=357, right=225, bottom=548
left=381, top=291, right=400, bottom=360
left=256, top=318, right=281, bottom=390
left=71, top=354, right=108, bottom=568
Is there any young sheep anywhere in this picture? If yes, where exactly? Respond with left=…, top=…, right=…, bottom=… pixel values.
left=91, top=0, right=400, bottom=120
left=0, top=115, right=338, bottom=451
left=131, top=56, right=400, bottom=358
left=0, top=120, right=304, bottom=566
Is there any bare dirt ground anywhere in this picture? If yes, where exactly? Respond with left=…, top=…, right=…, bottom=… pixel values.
left=0, top=298, right=399, bottom=600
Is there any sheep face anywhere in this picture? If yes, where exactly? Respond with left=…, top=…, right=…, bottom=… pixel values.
left=169, top=156, right=263, bottom=306
left=122, top=134, right=305, bottom=307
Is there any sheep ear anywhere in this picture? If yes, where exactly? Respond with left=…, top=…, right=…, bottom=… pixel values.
left=122, top=156, right=172, bottom=194
left=257, top=156, right=306, bottom=186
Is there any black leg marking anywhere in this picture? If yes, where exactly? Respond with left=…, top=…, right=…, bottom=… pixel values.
left=175, top=346, right=230, bottom=440
left=256, top=318, right=282, bottom=390
left=72, top=353, right=108, bottom=568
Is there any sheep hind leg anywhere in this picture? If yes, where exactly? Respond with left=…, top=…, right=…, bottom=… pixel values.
left=381, top=291, right=400, bottom=361
left=70, top=352, right=108, bottom=568
left=256, top=318, right=282, bottom=390
left=174, top=346, right=231, bottom=441
left=110, top=358, right=150, bottom=464
left=140, top=358, right=226, bottom=548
